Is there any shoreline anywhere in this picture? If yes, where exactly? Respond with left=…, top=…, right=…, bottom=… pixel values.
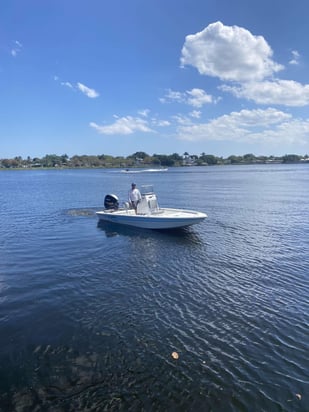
left=1, top=161, right=308, bottom=172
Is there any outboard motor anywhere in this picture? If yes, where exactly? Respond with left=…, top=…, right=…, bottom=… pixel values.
left=104, top=194, right=119, bottom=210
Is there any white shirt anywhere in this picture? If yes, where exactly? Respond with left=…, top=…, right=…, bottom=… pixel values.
left=129, top=187, right=141, bottom=202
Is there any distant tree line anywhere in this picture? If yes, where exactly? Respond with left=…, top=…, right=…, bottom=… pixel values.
left=0, top=152, right=308, bottom=169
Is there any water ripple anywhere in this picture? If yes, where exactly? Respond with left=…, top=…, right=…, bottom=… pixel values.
left=1, top=166, right=308, bottom=411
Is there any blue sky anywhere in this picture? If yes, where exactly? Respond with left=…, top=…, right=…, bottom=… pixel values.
left=1, top=0, right=309, bottom=158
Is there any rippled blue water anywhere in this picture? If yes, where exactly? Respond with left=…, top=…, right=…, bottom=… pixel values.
left=0, top=165, right=308, bottom=411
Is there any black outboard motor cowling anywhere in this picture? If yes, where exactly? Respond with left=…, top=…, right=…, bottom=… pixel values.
left=104, top=194, right=119, bottom=210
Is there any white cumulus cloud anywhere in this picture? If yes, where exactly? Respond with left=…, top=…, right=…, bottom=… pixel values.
left=181, top=21, right=283, bottom=82
left=175, top=107, right=308, bottom=146
left=186, top=88, right=213, bottom=107
left=220, top=80, right=309, bottom=106
left=90, top=116, right=154, bottom=135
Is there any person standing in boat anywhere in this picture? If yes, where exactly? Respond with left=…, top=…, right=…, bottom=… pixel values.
left=128, top=183, right=141, bottom=214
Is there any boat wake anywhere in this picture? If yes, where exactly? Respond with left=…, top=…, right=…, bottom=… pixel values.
left=66, top=208, right=97, bottom=217
left=121, top=168, right=168, bottom=173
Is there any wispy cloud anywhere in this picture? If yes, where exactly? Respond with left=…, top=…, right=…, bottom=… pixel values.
left=189, top=110, right=201, bottom=119
left=54, top=77, right=99, bottom=98
left=90, top=116, right=154, bottom=135
left=160, top=88, right=213, bottom=107
left=159, top=90, right=183, bottom=104
left=289, top=50, right=300, bottom=65
left=11, top=40, right=22, bottom=57
left=77, top=82, right=99, bottom=98
left=138, top=109, right=150, bottom=117
left=61, top=81, right=74, bottom=89
left=151, top=118, right=171, bottom=127
left=172, top=114, right=194, bottom=125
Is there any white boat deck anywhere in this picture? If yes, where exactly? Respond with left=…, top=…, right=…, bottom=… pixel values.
left=100, top=207, right=204, bottom=218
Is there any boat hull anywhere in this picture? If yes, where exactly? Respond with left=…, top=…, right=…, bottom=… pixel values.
left=96, top=208, right=207, bottom=229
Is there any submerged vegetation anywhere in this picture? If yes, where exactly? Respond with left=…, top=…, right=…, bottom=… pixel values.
left=0, top=152, right=308, bottom=169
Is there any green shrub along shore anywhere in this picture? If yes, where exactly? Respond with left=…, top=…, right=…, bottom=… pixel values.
left=1, top=152, right=308, bottom=169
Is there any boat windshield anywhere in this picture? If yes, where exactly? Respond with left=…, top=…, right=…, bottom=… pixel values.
left=141, top=185, right=154, bottom=195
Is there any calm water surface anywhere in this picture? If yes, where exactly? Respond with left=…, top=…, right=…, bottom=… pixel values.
left=0, top=165, right=308, bottom=411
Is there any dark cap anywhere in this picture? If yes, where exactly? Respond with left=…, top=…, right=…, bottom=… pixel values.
left=131, top=183, right=136, bottom=186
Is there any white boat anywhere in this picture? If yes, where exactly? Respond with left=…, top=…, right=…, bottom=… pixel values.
left=96, top=185, right=207, bottom=229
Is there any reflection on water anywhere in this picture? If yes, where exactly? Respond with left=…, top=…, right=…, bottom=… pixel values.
left=97, top=220, right=203, bottom=244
